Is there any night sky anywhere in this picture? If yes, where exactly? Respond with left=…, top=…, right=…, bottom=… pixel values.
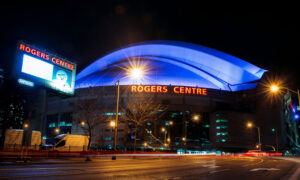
left=1, top=2, right=299, bottom=88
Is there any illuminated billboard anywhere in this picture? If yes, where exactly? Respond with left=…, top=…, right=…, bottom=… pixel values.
left=16, top=42, right=76, bottom=95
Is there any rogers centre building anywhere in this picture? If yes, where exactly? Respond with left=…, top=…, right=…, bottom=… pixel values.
left=45, top=40, right=284, bottom=152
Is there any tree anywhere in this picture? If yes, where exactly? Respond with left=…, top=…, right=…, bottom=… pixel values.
left=122, top=94, right=166, bottom=151
left=73, top=88, right=107, bottom=150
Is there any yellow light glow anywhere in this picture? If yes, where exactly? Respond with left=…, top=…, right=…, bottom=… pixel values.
left=129, top=67, right=144, bottom=80
left=169, top=121, right=173, bottom=125
left=247, top=122, right=253, bottom=128
left=161, top=127, right=165, bottom=132
left=24, top=123, right=29, bottom=128
left=55, top=128, right=60, bottom=134
left=121, top=58, right=150, bottom=81
left=144, top=142, right=148, bottom=146
left=167, top=138, right=171, bottom=142
left=270, top=85, right=279, bottom=93
left=182, top=137, right=186, bottom=141
left=193, top=115, right=200, bottom=121
left=80, top=121, right=85, bottom=126
left=110, top=121, right=116, bottom=128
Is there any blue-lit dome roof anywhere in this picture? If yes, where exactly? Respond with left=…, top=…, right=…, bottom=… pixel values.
left=75, top=41, right=266, bottom=91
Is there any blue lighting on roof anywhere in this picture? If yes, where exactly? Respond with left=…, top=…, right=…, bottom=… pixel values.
left=75, top=41, right=266, bottom=91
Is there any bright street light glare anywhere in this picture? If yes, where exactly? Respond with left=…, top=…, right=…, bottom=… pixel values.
left=110, top=121, right=116, bottom=127
left=193, top=115, right=200, bottom=121
left=23, top=123, right=29, bottom=128
left=247, top=122, right=253, bottom=128
left=129, top=67, right=144, bottom=80
left=55, top=128, right=60, bottom=134
left=270, top=85, right=279, bottom=93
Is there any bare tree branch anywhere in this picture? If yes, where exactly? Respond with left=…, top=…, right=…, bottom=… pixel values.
left=121, top=94, right=166, bottom=151
left=73, top=87, right=108, bottom=150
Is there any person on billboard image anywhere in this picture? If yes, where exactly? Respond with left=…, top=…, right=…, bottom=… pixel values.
left=52, top=69, right=71, bottom=92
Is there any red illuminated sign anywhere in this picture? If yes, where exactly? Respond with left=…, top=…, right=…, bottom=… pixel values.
left=131, top=85, right=207, bottom=96
left=19, top=43, right=75, bottom=71
left=131, top=85, right=168, bottom=93
left=173, top=86, right=207, bottom=95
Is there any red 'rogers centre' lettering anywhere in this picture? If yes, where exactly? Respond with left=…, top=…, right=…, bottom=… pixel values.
left=19, top=43, right=50, bottom=61
left=131, top=85, right=168, bottom=93
left=131, top=85, right=207, bottom=96
left=19, top=43, right=75, bottom=71
left=173, top=86, right=207, bottom=95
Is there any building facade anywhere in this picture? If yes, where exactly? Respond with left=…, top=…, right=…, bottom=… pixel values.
left=41, top=41, right=295, bottom=152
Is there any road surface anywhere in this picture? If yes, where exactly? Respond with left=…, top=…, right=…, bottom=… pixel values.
left=0, top=156, right=299, bottom=179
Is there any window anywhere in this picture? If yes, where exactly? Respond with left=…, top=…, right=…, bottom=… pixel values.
left=104, top=112, right=125, bottom=116
left=48, top=122, right=56, bottom=128
left=216, top=139, right=227, bottom=142
left=103, top=137, right=112, bottom=141
left=216, top=132, right=228, bottom=136
left=216, top=126, right=228, bottom=129
left=58, top=121, right=66, bottom=127
left=55, top=140, right=66, bottom=147
left=216, top=119, right=228, bottom=123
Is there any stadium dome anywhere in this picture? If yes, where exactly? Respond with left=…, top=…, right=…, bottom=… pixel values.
left=75, top=41, right=266, bottom=91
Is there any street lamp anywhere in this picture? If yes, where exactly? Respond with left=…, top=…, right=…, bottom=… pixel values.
left=129, top=67, right=144, bottom=80
left=247, top=122, right=253, bottom=128
left=110, top=121, right=116, bottom=128
left=113, top=67, right=145, bottom=151
left=23, top=123, right=29, bottom=129
left=246, top=122, right=261, bottom=151
left=182, top=137, right=186, bottom=153
left=192, top=114, right=200, bottom=122
left=161, top=127, right=167, bottom=144
left=54, top=128, right=60, bottom=134
left=269, top=84, right=300, bottom=106
left=272, top=128, right=279, bottom=152
left=80, top=121, right=85, bottom=127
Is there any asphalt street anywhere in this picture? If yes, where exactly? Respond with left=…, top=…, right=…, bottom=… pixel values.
left=0, top=156, right=299, bottom=179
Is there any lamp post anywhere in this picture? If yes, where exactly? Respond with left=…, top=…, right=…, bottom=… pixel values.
left=113, top=80, right=120, bottom=151
left=161, top=127, right=167, bottom=144
left=182, top=137, right=186, bottom=153
left=168, top=121, right=173, bottom=148
left=246, top=122, right=261, bottom=151
left=272, top=128, right=278, bottom=152
left=113, top=67, right=145, bottom=152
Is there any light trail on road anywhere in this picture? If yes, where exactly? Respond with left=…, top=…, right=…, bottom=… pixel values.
left=0, top=156, right=298, bottom=179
